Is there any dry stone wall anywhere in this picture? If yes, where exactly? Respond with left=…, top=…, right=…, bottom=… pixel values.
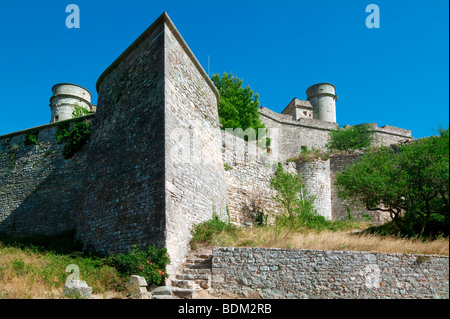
left=212, top=247, right=449, bottom=299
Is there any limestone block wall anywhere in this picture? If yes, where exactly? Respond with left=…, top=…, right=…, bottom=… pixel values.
left=211, top=247, right=449, bottom=299
left=163, top=19, right=227, bottom=274
left=0, top=117, right=92, bottom=236
left=222, top=131, right=280, bottom=226
left=259, top=106, right=338, bottom=161
left=294, top=159, right=332, bottom=220
left=77, top=20, right=167, bottom=254
left=367, top=123, right=413, bottom=146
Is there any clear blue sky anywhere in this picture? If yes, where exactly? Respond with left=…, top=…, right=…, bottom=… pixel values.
left=0, top=0, right=448, bottom=138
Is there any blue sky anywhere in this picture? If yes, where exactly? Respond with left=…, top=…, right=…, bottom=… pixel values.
left=0, top=0, right=448, bottom=138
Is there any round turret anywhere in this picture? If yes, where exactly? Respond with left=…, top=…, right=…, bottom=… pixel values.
left=49, top=83, right=92, bottom=123
left=306, top=83, right=337, bottom=123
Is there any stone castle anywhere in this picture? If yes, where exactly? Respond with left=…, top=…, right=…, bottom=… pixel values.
left=0, top=12, right=413, bottom=276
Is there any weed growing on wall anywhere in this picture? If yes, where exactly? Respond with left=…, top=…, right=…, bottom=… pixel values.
left=55, top=120, right=92, bottom=159
left=24, top=129, right=39, bottom=146
left=0, top=142, right=19, bottom=173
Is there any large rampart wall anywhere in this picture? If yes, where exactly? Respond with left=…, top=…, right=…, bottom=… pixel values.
left=259, top=107, right=413, bottom=162
left=163, top=19, right=227, bottom=274
left=211, top=247, right=449, bottom=299
left=76, top=19, right=167, bottom=257
left=222, top=130, right=280, bottom=226
left=0, top=115, right=93, bottom=236
left=259, top=106, right=336, bottom=161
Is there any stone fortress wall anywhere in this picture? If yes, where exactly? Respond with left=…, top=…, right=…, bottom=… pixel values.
left=0, top=12, right=418, bottom=279
left=0, top=116, right=93, bottom=237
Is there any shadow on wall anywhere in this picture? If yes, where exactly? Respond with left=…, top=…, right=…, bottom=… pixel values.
left=0, top=140, right=84, bottom=237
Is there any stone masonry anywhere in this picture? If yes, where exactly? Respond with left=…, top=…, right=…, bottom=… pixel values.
left=211, top=247, right=449, bottom=299
left=0, top=12, right=416, bottom=278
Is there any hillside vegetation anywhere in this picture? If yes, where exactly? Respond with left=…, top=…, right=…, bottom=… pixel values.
left=0, top=231, right=169, bottom=299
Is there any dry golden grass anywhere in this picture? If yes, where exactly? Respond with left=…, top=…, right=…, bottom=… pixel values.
left=206, top=227, right=449, bottom=256
left=0, top=244, right=127, bottom=299
left=0, top=246, right=60, bottom=298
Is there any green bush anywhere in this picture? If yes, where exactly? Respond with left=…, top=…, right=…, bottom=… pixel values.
left=24, top=129, right=39, bottom=146
left=106, top=244, right=170, bottom=287
left=270, top=163, right=317, bottom=228
left=0, top=231, right=124, bottom=295
left=191, top=214, right=237, bottom=243
left=254, top=210, right=268, bottom=227
left=327, top=124, right=375, bottom=151
left=56, top=120, right=92, bottom=159
left=335, top=127, right=449, bottom=239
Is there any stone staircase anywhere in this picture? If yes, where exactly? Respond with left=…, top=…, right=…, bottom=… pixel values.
left=170, top=248, right=213, bottom=299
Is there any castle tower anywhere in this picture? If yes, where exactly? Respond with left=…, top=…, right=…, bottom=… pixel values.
left=306, top=83, right=337, bottom=123
left=49, top=83, right=93, bottom=123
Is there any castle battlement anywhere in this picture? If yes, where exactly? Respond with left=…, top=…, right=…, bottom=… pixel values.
left=259, top=106, right=338, bottom=131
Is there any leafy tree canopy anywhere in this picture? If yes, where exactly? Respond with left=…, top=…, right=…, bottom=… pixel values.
left=327, top=124, right=375, bottom=151
left=335, top=128, right=449, bottom=238
left=211, top=72, right=267, bottom=141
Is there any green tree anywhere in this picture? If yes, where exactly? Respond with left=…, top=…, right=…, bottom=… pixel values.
left=211, top=72, right=267, bottom=143
left=335, top=128, right=449, bottom=238
left=327, top=124, right=375, bottom=151
left=270, top=163, right=316, bottom=228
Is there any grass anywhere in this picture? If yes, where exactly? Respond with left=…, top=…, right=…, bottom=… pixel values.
left=0, top=243, right=126, bottom=299
left=191, top=218, right=449, bottom=256
left=286, top=147, right=330, bottom=163
left=0, top=231, right=127, bottom=299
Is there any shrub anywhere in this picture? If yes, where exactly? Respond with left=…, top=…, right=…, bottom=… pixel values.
left=72, top=105, right=93, bottom=118
left=288, top=146, right=330, bottom=163
left=106, top=244, right=170, bottom=287
left=327, top=124, right=375, bottom=151
left=191, top=214, right=237, bottom=243
left=24, top=129, right=39, bottom=146
left=335, top=127, right=449, bottom=239
left=55, top=120, right=92, bottom=159
left=270, top=163, right=317, bottom=228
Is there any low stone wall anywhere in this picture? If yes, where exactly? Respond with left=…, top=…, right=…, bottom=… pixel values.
left=211, top=247, right=449, bottom=299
